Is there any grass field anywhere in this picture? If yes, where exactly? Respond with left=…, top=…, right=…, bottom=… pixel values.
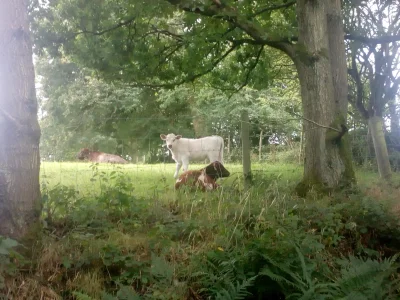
left=40, top=161, right=399, bottom=196
left=4, top=161, right=400, bottom=299
left=40, top=161, right=303, bottom=196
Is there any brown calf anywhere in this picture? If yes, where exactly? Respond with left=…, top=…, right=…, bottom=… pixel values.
left=175, top=161, right=230, bottom=191
left=77, top=148, right=128, bottom=164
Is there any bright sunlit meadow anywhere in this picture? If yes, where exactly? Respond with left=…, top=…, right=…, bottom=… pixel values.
left=40, top=161, right=303, bottom=196
left=40, top=161, right=400, bottom=197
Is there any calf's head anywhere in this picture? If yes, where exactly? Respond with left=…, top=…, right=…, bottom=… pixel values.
left=77, top=148, right=90, bottom=160
left=203, top=161, right=230, bottom=180
left=160, top=133, right=182, bottom=150
left=175, top=162, right=230, bottom=191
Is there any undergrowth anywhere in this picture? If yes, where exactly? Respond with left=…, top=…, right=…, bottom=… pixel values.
left=1, top=166, right=400, bottom=299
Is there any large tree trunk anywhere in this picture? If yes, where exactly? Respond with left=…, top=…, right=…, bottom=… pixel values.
left=295, top=0, right=355, bottom=195
left=368, top=116, right=391, bottom=179
left=0, top=0, right=41, bottom=239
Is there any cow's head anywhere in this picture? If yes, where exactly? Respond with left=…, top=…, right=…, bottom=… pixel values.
left=77, top=148, right=91, bottom=160
left=160, top=133, right=182, bottom=150
left=203, top=161, right=230, bottom=180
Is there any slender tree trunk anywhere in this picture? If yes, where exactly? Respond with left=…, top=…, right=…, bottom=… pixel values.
left=227, top=133, right=231, bottom=158
left=241, top=110, right=251, bottom=185
left=366, top=127, right=374, bottom=164
left=388, top=99, right=400, bottom=152
left=189, top=96, right=210, bottom=138
left=389, top=99, right=400, bottom=136
left=368, top=116, right=391, bottom=179
left=116, top=139, right=124, bottom=155
left=295, top=0, right=355, bottom=196
left=299, top=129, right=304, bottom=164
left=0, top=0, right=41, bottom=239
left=192, top=114, right=210, bottom=138
left=259, top=130, right=263, bottom=161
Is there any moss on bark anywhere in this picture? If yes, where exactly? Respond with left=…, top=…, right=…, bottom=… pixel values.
left=296, top=116, right=356, bottom=197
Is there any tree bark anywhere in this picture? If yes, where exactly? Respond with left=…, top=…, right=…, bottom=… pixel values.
left=227, top=133, right=231, bottom=158
left=389, top=99, right=400, bottom=137
left=295, top=0, right=355, bottom=196
left=368, top=116, right=391, bottom=179
left=0, top=0, right=41, bottom=239
left=192, top=113, right=210, bottom=138
left=241, top=110, right=251, bottom=185
left=189, top=96, right=210, bottom=138
left=299, top=129, right=304, bottom=164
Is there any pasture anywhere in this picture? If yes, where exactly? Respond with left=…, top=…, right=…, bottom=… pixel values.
left=13, top=161, right=396, bottom=299
left=40, top=162, right=303, bottom=197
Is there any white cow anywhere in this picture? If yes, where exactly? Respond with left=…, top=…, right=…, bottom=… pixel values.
left=160, top=133, right=224, bottom=178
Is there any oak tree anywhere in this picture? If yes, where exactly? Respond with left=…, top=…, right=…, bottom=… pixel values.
left=33, top=0, right=357, bottom=194
left=0, top=0, right=41, bottom=239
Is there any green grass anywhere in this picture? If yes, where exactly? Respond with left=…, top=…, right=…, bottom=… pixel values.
left=40, top=161, right=400, bottom=196
left=4, top=161, right=399, bottom=299
left=40, top=161, right=303, bottom=196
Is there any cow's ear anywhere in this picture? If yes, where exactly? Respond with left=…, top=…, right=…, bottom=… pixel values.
left=160, top=134, right=166, bottom=140
left=176, top=135, right=182, bottom=140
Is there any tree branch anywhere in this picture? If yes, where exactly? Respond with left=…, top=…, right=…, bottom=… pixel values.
left=290, top=111, right=341, bottom=132
left=235, top=45, right=264, bottom=92
left=129, top=42, right=239, bottom=89
left=348, top=52, right=369, bottom=119
left=345, top=34, right=400, bottom=44
left=250, top=1, right=296, bottom=18
left=145, top=26, right=184, bottom=41
left=70, top=17, right=137, bottom=39
left=164, top=0, right=295, bottom=58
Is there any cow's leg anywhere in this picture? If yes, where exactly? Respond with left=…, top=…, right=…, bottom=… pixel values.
left=174, top=162, right=182, bottom=179
left=182, top=157, right=189, bottom=173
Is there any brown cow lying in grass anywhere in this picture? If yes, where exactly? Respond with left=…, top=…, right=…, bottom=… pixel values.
left=77, top=148, right=128, bottom=164
left=175, top=161, right=230, bottom=191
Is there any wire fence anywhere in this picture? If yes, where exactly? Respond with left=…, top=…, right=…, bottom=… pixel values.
left=38, top=113, right=400, bottom=196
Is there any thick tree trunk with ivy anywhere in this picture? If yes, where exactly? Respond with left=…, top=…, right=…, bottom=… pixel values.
left=368, top=116, right=391, bottom=179
left=0, top=0, right=41, bottom=239
left=295, top=0, right=355, bottom=195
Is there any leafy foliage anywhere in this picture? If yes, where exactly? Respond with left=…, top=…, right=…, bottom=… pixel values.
left=0, top=237, right=22, bottom=291
left=32, top=0, right=302, bottom=163
left=4, top=164, right=400, bottom=298
left=31, top=0, right=297, bottom=88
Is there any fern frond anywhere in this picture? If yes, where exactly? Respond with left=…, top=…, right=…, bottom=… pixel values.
left=72, top=291, right=96, bottom=300
left=261, top=252, right=306, bottom=288
left=295, top=245, right=312, bottom=287
left=214, top=276, right=257, bottom=300
left=259, top=268, right=299, bottom=289
left=334, top=254, right=400, bottom=299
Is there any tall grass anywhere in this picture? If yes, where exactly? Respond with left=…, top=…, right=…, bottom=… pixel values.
left=1, top=162, right=399, bottom=299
